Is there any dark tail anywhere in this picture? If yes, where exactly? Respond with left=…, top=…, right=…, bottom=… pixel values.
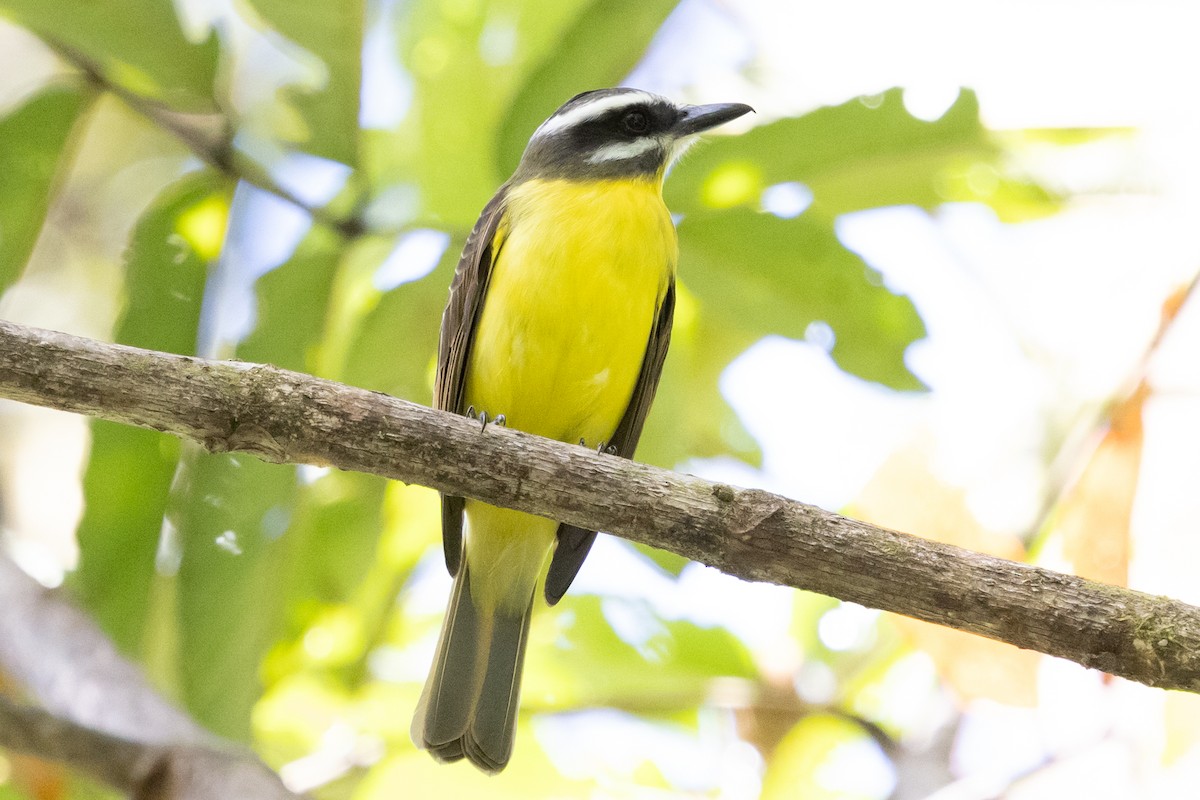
left=411, top=562, right=533, bottom=773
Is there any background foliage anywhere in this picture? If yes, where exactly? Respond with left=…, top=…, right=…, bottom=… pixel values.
left=0, top=1, right=1197, bottom=798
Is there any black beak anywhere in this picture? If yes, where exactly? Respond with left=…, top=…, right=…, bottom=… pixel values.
left=673, top=102, right=754, bottom=137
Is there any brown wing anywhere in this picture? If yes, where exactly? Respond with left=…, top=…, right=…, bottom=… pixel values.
left=543, top=279, right=676, bottom=605
left=435, top=187, right=510, bottom=576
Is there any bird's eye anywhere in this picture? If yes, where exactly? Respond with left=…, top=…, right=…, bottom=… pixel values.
left=622, top=111, right=649, bottom=134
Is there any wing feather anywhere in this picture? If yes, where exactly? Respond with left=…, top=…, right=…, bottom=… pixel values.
left=435, top=188, right=510, bottom=576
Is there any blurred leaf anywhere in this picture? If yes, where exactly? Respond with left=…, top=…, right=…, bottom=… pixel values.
left=851, top=440, right=1038, bottom=705
left=373, top=0, right=670, bottom=228
left=172, top=452, right=299, bottom=740
left=172, top=226, right=388, bottom=739
left=1057, top=384, right=1144, bottom=587
left=341, top=245, right=452, bottom=402
left=637, top=292, right=760, bottom=467
left=760, top=713, right=881, bottom=800
left=254, top=671, right=351, bottom=759
left=237, top=226, right=339, bottom=371
left=1051, top=279, right=1184, bottom=585
left=526, top=595, right=757, bottom=712
left=0, top=0, right=218, bottom=110
left=631, top=542, right=690, bottom=577
left=678, top=208, right=927, bottom=390
left=310, top=234, right=410, bottom=382
left=245, top=0, right=363, bottom=165
left=114, top=173, right=225, bottom=349
left=348, top=482, right=440, bottom=651
left=284, top=472, right=387, bottom=613
left=496, top=0, right=680, bottom=173
left=667, top=88, right=1061, bottom=220
left=5, top=753, right=66, bottom=800
left=254, top=484, right=437, bottom=764
left=71, top=173, right=225, bottom=653
left=0, top=86, right=87, bottom=294
left=5, top=756, right=123, bottom=799
left=175, top=466, right=386, bottom=741
left=357, top=734, right=590, bottom=800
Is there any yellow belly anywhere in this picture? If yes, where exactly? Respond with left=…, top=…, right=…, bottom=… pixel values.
left=464, top=177, right=676, bottom=447
left=462, top=177, right=677, bottom=611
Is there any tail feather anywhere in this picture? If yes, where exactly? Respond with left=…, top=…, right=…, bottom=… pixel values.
left=465, top=596, right=533, bottom=771
left=411, top=561, right=533, bottom=774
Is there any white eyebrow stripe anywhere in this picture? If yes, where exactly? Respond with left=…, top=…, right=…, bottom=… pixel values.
left=535, top=91, right=663, bottom=138
left=586, top=137, right=661, bottom=164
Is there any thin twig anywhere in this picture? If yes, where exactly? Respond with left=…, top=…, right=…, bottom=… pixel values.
left=1028, top=267, right=1200, bottom=548
left=43, top=37, right=363, bottom=237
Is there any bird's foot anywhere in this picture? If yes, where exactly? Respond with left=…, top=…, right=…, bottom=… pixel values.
left=578, top=438, right=617, bottom=455
left=465, top=406, right=506, bottom=432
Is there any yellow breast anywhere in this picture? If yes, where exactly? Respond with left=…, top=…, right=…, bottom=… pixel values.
left=464, top=177, right=676, bottom=448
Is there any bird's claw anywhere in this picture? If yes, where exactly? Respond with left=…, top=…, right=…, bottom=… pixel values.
left=465, top=406, right=505, bottom=433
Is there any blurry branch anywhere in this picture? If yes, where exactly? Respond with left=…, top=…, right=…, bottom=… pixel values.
left=0, top=556, right=305, bottom=799
left=3, top=321, right=1200, bottom=698
left=43, top=38, right=365, bottom=238
left=0, top=696, right=303, bottom=800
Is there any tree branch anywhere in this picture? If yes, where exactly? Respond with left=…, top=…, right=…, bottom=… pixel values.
left=0, top=696, right=304, bottom=800
left=0, top=553, right=305, bottom=798
left=1, top=319, right=1198, bottom=693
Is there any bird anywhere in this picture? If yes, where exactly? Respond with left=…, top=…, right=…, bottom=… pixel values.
left=411, top=87, right=752, bottom=773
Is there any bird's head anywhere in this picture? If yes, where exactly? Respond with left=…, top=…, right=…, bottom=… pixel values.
left=514, top=88, right=753, bottom=183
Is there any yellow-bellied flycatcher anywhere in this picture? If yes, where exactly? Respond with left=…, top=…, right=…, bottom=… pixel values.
left=412, top=88, right=752, bottom=773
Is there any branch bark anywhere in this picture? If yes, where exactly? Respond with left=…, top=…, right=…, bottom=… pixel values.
left=0, top=696, right=303, bottom=800
left=1, top=319, right=1198, bottom=694
left=0, top=553, right=305, bottom=798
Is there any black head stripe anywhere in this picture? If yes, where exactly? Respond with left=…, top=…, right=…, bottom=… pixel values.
left=519, top=88, right=682, bottom=180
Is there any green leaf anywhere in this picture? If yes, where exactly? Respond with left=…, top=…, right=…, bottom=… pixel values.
left=761, top=713, right=881, bottom=800
left=71, top=173, right=225, bottom=654
left=358, top=738, right=591, bottom=799
left=172, top=452, right=298, bottom=740
left=237, top=226, right=341, bottom=371
left=167, top=227, right=342, bottom=738
left=526, top=595, right=757, bottom=712
left=0, top=86, right=87, bottom=294
left=637, top=301, right=761, bottom=467
left=631, top=542, right=691, bottom=578
left=370, top=0, right=671, bottom=228
left=495, top=0, right=680, bottom=173
left=244, top=0, right=363, bottom=165
left=0, top=0, right=218, bottom=110
left=678, top=208, right=926, bottom=390
left=169, top=226, right=392, bottom=739
left=173, top=457, right=387, bottom=740
left=341, top=244, right=455, bottom=402
left=666, top=87, right=1057, bottom=219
